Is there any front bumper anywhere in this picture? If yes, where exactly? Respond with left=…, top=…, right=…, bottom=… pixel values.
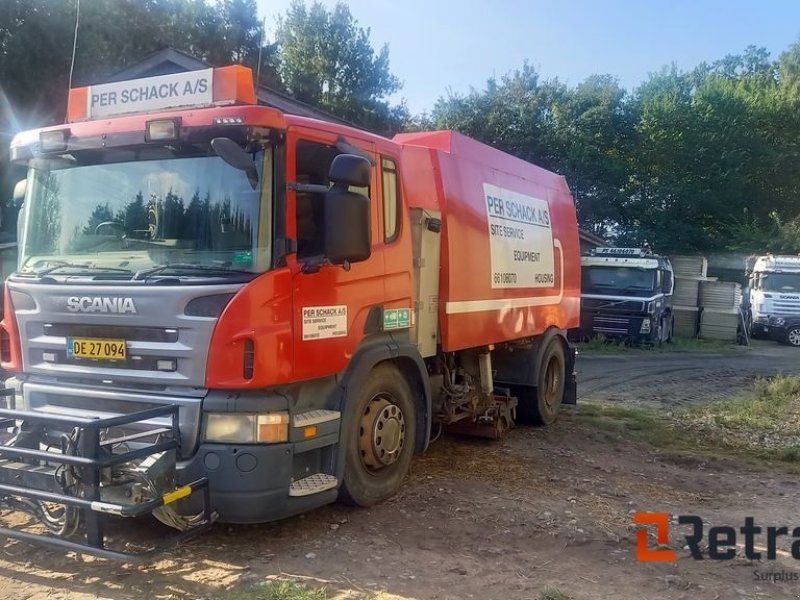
left=176, top=442, right=337, bottom=524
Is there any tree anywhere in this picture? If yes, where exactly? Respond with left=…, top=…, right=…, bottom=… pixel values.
left=276, top=1, right=405, bottom=132
left=82, top=203, right=115, bottom=235
left=432, top=65, right=631, bottom=236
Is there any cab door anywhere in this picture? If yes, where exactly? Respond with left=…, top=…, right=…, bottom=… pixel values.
left=286, top=126, right=385, bottom=381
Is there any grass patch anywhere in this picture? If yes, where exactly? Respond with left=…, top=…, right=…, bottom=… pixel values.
left=577, top=335, right=738, bottom=355
left=539, top=589, right=571, bottom=600
left=222, top=581, right=327, bottom=600
left=578, top=375, right=800, bottom=468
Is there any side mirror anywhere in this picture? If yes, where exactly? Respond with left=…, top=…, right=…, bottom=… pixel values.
left=329, top=153, right=371, bottom=188
left=211, top=137, right=258, bottom=189
left=12, top=179, right=26, bottom=204
left=324, top=154, right=371, bottom=265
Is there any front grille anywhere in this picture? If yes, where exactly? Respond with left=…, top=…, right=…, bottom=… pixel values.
left=592, top=315, right=632, bottom=336
left=43, top=323, right=179, bottom=343
left=772, top=302, right=800, bottom=314
left=582, top=298, right=645, bottom=312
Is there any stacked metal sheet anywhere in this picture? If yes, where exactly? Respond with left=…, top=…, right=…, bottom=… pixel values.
left=671, top=256, right=709, bottom=279
left=699, top=281, right=743, bottom=311
left=671, top=255, right=709, bottom=338
left=698, top=280, right=742, bottom=342
left=673, top=278, right=701, bottom=306
left=673, top=306, right=699, bottom=337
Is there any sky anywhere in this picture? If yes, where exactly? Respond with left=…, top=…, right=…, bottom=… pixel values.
left=256, top=0, right=800, bottom=114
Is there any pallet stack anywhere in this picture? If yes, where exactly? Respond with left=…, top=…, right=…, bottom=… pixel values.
left=698, top=280, right=742, bottom=342
left=671, top=256, right=708, bottom=337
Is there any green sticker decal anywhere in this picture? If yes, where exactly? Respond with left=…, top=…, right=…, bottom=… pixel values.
left=384, top=309, right=398, bottom=329
left=383, top=308, right=411, bottom=330
left=233, top=251, right=253, bottom=265
left=397, top=308, right=411, bottom=328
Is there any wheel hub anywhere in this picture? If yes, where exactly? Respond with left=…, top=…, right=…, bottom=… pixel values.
left=790, top=329, right=800, bottom=346
left=359, top=396, right=406, bottom=470
left=543, top=357, right=561, bottom=407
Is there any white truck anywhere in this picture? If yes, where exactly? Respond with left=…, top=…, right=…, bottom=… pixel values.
left=747, top=255, right=800, bottom=337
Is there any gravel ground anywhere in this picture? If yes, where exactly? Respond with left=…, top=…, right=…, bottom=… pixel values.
left=1, top=343, right=799, bottom=600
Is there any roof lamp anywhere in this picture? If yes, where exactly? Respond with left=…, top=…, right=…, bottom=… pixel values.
left=146, top=119, right=180, bottom=142
left=39, top=129, right=70, bottom=152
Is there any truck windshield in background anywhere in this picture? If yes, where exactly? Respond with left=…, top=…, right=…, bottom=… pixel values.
left=581, top=266, right=656, bottom=297
left=757, top=273, right=800, bottom=293
left=19, top=151, right=270, bottom=275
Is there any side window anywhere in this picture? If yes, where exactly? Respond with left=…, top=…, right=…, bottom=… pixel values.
left=295, top=139, right=372, bottom=259
left=381, top=157, right=399, bottom=242
left=295, top=140, right=339, bottom=259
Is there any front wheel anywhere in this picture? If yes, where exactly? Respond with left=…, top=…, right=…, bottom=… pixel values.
left=339, top=364, right=417, bottom=507
left=785, top=327, right=800, bottom=347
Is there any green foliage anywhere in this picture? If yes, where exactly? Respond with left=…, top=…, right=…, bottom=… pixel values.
left=276, top=1, right=406, bottom=133
left=222, top=580, right=327, bottom=600
left=433, top=43, right=800, bottom=254
left=579, top=375, right=800, bottom=468
left=539, top=589, right=571, bottom=600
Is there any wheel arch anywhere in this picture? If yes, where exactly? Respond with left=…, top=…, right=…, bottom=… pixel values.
left=333, top=335, right=432, bottom=480
left=493, top=326, right=576, bottom=407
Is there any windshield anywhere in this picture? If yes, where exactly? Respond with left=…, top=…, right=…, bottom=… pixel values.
left=759, top=272, right=800, bottom=293
left=582, top=266, right=656, bottom=297
left=18, top=151, right=271, bottom=276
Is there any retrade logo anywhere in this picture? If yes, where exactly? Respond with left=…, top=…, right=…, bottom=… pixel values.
left=66, top=297, right=137, bottom=314
left=635, top=512, right=800, bottom=562
left=634, top=512, right=677, bottom=562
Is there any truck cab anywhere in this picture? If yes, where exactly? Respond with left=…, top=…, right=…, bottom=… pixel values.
left=748, top=254, right=800, bottom=337
left=578, top=248, right=674, bottom=343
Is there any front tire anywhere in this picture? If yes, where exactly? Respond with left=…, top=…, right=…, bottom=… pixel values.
left=339, top=364, right=417, bottom=507
left=785, top=327, right=800, bottom=347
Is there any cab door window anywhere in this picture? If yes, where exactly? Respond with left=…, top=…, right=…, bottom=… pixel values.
left=294, top=139, right=371, bottom=259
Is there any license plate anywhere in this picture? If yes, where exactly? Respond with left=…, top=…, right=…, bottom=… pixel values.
left=67, top=337, right=127, bottom=360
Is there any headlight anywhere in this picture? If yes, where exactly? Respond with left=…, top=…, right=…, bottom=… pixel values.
left=640, top=318, right=651, bottom=333
left=647, top=301, right=656, bottom=314
left=204, top=411, right=289, bottom=443
left=775, top=317, right=786, bottom=326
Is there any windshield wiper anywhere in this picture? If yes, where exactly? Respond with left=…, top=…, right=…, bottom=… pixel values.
left=34, top=264, right=134, bottom=277
left=133, top=263, right=255, bottom=280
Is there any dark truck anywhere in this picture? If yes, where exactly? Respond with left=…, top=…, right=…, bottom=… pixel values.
left=578, top=248, right=674, bottom=344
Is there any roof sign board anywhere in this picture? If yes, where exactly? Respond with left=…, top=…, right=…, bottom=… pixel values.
left=85, top=69, right=213, bottom=119
left=593, top=247, right=649, bottom=257
left=67, top=65, right=256, bottom=123
left=581, top=256, right=660, bottom=269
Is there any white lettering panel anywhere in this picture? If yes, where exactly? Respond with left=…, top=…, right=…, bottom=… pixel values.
left=484, top=183, right=555, bottom=289
left=87, top=69, right=214, bottom=119
left=302, top=305, right=348, bottom=341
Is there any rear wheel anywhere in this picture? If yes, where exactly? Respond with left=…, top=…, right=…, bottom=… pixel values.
left=517, top=339, right=566, bottom=426
left=785, top=327, right=800, bottom=347
left=339, top=364, right=417, bottom=507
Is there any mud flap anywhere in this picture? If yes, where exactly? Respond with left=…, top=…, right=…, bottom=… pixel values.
left=563, top=344, right=577, bottom=405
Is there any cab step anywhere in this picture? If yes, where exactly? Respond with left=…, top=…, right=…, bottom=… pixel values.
left=289, top=473, right=338, bottom=497
left=292, top=410, right=340, bottom=428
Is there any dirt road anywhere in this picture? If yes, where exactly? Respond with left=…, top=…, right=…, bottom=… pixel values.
left=1, top=345, right=800, bottom=600
left=580, top=343, right=800, bottom=407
